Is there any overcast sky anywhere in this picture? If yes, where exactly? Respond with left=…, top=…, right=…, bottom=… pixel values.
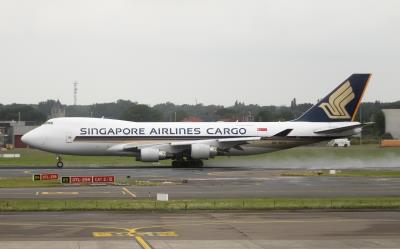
left=0, top=0, right=399, bottom=106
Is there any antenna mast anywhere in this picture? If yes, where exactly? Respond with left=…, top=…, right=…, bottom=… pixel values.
left=73, top=81, right=78, bottom=105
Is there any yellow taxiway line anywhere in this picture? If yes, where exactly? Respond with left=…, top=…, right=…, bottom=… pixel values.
left=122, top=187, right=136, bottom=198
left=129, top=228, right=154, bottom=249
left=135, top=235, right=153, bottom=249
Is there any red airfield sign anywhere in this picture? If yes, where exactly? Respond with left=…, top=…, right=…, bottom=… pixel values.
left=93, top=176, right=115, bottom=183
left=62, top=176, right=116, bottom=184
left=33, top=173, right=59, bottom=181
left=70, top=176, right=93, bottom=184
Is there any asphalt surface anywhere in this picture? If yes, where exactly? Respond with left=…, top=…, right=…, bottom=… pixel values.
left=1, top=167, right=400, bottom=199
left=0, top=211, right=400, bottom=248
left=1, top=167, right=400, bottom=248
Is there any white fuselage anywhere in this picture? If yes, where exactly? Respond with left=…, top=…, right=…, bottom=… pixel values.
left=22, top=117, right=360, bottom=157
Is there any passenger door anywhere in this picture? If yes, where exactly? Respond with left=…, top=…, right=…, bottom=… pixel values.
left=65, top=132, right=74, bottom=143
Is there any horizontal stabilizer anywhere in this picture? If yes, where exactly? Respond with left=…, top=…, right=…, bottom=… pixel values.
left=314, top=122, right=374, bottom=134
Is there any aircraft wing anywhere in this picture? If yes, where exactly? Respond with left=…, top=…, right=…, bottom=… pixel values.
left=117, top=136, right=262, bottom=152
left=108, top=129, right=294, bottom=153
left=170, top=136, right=262, bottom=146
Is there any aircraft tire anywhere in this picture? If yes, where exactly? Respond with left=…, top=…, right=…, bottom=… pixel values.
left=172, top=160, right=183, bottom=168
left=194, top=160, right=203, bottom=167
left=172, top=160, right=203, bottom=168
left=57, top=161, right=64, bottom=168
left=189, top=159, right=203, bottom=167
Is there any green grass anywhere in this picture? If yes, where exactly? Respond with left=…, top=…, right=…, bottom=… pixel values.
left=0, top=145, right=399, bottom=167
left=0, top=148, right=171, bottom=167
left=226, top=144, right=400, bottom=161
left=336, top=170, right=400, bottom=177
left=0, top=197, right=399, bottom=211
left=126, top=180, right=183, bottom=186
left=0, top=177, right=61, bottom=188
left=281, top=169, right=400, bottom=177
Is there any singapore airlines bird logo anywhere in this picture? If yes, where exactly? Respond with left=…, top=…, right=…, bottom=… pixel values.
left=319, top=81, right=355, bottom=119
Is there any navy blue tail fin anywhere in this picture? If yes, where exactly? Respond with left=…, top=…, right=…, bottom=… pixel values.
left=295, top=74, right=371, bottom=122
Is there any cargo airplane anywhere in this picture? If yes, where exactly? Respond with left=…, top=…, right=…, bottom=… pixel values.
left=22, top=74, right=371, bottom=168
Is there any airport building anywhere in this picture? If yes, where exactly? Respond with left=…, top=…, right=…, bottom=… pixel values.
left=0, top=121, right=38, bottom=148
left=382, top=109, right=400, bottom=139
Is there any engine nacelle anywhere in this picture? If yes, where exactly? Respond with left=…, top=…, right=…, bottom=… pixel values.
left=139, top=148, right=167, bottom=162
left=191, top=144, right=218, bottom=159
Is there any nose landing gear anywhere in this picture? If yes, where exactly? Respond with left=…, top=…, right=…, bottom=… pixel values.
left=56, top=156, right=64, bottom=168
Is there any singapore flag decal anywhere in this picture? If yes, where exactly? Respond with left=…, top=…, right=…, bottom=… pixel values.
left=257, top=128, right=268, bottom=132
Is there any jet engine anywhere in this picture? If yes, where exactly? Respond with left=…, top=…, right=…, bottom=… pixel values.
left=139, top=147, right=167, bottom=162
left=191, top=144, right=218, bottom=159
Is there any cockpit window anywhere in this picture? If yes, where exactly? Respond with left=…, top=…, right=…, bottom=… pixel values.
left=44, top=121, right=53, bottom=125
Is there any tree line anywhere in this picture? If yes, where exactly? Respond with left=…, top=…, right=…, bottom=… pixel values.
left=1, top=99, right=399, bottom=138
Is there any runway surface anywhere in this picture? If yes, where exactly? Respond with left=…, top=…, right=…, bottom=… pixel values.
left=1, top=167, right=400, bottom=199
left=0, top=211, right=400, bottom=248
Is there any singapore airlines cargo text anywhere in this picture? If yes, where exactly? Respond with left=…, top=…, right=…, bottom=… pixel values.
left=80, top=127, right=249, bottom=136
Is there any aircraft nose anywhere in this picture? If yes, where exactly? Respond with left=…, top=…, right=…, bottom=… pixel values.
left=22, top=128, right=44, bottom=148
left=21, top=131, right=33, bottom=146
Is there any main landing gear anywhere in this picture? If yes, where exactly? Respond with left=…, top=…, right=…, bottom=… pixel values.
left=172, top=159, right=204, bottom=168
left=56, top=155, right=64, bottom=168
